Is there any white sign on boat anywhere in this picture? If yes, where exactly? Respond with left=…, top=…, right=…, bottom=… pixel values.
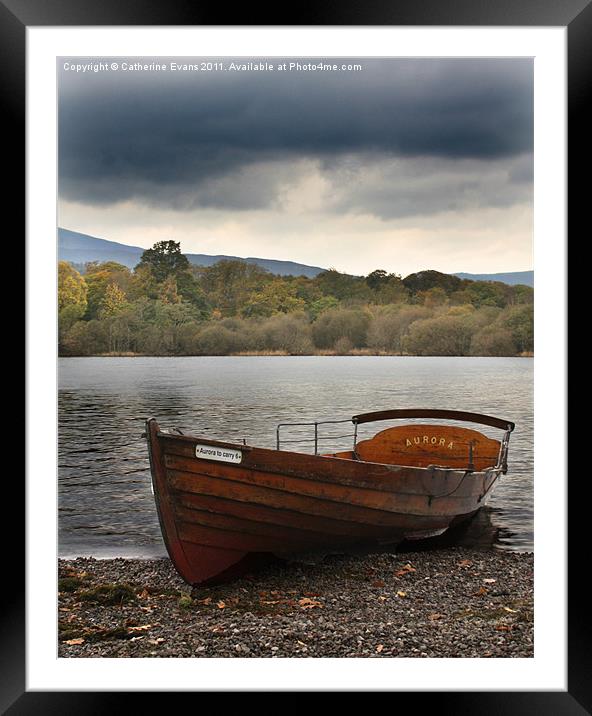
left=195, top=443, right=243, bottom=464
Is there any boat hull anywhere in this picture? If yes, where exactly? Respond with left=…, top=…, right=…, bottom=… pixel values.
left=146, top=419, right=500, bottom=585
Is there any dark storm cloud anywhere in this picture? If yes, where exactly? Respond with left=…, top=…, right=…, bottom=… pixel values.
left=58, top=57, right=533, bottom=210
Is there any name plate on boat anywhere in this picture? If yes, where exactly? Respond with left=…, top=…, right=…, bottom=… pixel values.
left=194, top=444, right=243, bottom=464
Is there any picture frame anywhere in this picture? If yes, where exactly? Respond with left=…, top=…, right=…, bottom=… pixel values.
left=14, top=0, right=580, bottom=708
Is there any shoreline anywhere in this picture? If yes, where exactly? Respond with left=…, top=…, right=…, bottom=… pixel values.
left=58, top=351, right=535, bottom=358
left=58, top=547, right=533, bottom=658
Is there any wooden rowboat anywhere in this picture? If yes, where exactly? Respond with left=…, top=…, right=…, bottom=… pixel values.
left=145, top=409, right=514, bottom=586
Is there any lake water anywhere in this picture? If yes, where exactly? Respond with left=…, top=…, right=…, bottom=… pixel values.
left=58, top=356, right=533, bottom=557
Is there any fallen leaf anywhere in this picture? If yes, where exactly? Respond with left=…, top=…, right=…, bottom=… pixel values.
left=377, top=596, right=387, bottom=602
left=458, top=560, right=472, bottom=567
left=503, top=606, right=518, bottom=613
left=260, top=600, right=281, bottom=605
left=395, top=564, right=416, bottom=577
left=217, top=601, right=226, bottom=609
left=298, top=597, right=323, bottom=609
left=473, top=587, right=488, bottom=596
left=297, top=640, right=307, bottom=647
left=148, top=638, right=165, bottom=645
left=139, top=589, right=150, bottom=599
left=428, top=613, right=445, bottom=620
left=65, top=638, right=85, bottom=645
left=303, top=592, right=321, bottom=597
left=372, top=580, right=386, bottom=588
left=196, top=597, right=212, bottom=605
left=376, top=644, right=384, bottom=653
left=483, top=578, right=497, bottom=584
left=396, top=591, right=407, bottom=598
left=129, top=636, right=144, bottom=642
left=127, top=624, right=152, bottom=633
left=495, top=625, right=511, bottom=632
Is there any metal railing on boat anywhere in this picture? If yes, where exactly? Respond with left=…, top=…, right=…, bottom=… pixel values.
left=276, top=419, right=357, bottom=455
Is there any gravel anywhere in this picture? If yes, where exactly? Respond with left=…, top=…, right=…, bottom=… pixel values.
left=58, top=547, right=533, bottom=658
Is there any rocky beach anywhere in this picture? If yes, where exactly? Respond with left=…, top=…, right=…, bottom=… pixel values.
left=58, top=547, right=533, bottom=658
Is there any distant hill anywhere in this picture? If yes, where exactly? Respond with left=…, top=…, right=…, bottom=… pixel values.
left=58, top=228, right=145, bottom=268
left=58, top=228, right=533, bottom=286
left=58, top=228, right=325, bottom=278
left=454, top=271, right=533, bottom=287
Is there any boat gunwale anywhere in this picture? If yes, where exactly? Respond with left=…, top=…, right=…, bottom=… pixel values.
left=157, top=430, right=501, bottom=478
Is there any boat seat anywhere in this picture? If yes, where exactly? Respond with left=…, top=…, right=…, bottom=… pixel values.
left=326, top=424, right=501, bottom=470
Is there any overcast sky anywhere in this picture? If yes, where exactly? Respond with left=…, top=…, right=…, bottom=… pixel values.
left=58, top=57, right=533, bottom=276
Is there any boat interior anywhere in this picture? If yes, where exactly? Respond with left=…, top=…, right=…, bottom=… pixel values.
left=276, top=409, right=514, bottom=473
left=324, top=424, right=501, bottom=471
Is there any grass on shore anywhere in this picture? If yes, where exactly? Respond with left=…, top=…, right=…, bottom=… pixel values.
left=79, top=350, right=534, bottom=358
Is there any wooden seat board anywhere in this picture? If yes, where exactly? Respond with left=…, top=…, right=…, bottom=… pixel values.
left=353, top=424, right=501, bottom=470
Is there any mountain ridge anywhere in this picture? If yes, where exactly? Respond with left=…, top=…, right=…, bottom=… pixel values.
left=58, top=228, right=325, bottom=278
left=58, top=228, right=534, bottom=286
left=454, top=271, right=533, bottom=287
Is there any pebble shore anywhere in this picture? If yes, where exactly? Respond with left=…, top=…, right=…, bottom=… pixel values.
left=58, top=547, right=533, bottom=658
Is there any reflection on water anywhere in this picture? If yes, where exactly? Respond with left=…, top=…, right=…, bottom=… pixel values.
left=58, top=356, right=533, bottom=557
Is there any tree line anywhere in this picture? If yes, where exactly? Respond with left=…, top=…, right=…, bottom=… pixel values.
left=58, top=240, right=533, bottom=357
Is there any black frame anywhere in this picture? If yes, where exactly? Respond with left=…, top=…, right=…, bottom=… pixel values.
left=13, top=0, right=581, bottom=709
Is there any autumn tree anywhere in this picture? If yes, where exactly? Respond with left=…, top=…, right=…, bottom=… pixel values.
left=418, top=287, right=448, bottom=308
left=58, top=262, right=88, bottom=353
left=242, top=278, right=307, bottom=317
left=509, top=284, right=534, bottom=305
left=465, top=281, right=508, bottom=309
left=365, top=269, right=390, bottom=291
left=257, top=313, right=314, bottom=354
left=307, top=295, right=340, bottom=320
left=470, top=326, right=517, bottom=356
left=56, top=250, right=532, bottom=357
left=101, top=283, right=128, bottom=317
left=137, top=240, right=190, bottom=282
left=58, top=261, right=88, bottom=317
left=135, top=242, right=209, bottom=315
left=365, top=269, right=407, bottom=304
left=199, top=260, right=271, bottom=316
left=501, top=304, right=534, bottom=353
left=403, top=315, right=474, bottom=356
left=366, top=305, right=431, bottom=353
left=312, top=308, right=370, bottom=349
left=402, top=270, right=463, bottom=296
left=313, top=269, right=371, bottom=302
left=84, top=262, right=132, bottom=319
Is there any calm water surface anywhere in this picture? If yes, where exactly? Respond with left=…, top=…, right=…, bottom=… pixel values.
left=58, top=356, right=533, bottom=557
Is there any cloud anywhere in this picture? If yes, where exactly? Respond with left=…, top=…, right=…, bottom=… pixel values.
left=59, top=57, right=533, bottom=217
left=320, top=153, right=533, bottom=219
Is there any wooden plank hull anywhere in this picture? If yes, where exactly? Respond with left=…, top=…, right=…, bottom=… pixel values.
left=146, top=419, right=500, bottom=585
